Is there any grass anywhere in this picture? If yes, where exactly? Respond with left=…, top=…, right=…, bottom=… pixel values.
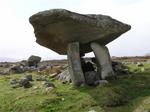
left=0, top=63, right=150, bottom=112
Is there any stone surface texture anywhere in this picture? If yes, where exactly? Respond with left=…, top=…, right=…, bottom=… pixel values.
left=28, top=55, right=41, bottom=67
left=91, top=43, right=115, bottom=79
left=67, top=42, right=85, bottom=86
left=29, top=9, right=131, bottom=55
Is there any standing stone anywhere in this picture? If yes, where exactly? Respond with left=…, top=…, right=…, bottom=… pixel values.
left=67, top=42, right=85, bottom=86
left=91, top=42, right=114, bottom=79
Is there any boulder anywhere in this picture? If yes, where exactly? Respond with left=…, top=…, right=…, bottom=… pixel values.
left=56, top=69, right=71, bottom=83
left=27, top=55, right=41, bottom=67
left=0, top=68, right=10, bottom=75
left=19, top=78, right=30, bottom=88
left=10, top=79, right=19, bottom=88
left=112, top=61, right=129, bottom=74
left=84, top=71, right=100, bottom=86
left=10, top=65, right=24, bottom=73
left=29, top=9, right=131, bottom=55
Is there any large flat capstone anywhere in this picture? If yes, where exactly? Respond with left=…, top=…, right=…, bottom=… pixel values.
left=29, top=9, right=131, bottom=55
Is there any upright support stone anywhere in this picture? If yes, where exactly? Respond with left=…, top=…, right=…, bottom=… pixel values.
left=90, top=42, right=115, bottom=79
left=67, top=42, right=85, bottom=86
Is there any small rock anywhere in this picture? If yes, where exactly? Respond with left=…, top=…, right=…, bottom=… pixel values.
left=0, top=68, right=10, bottom=75
left=10, top=79, right=19, bottom=88
left=10, top=65, right=24, bottom=73
left=56, top=69, right=71, bottom=82
left=50, top=73, right=58, bottom=78
left=25, top=74, right=33, bottom=81
left=44, top=81, right=55, bottom=88
left=84, top=71, right=99, bottom=86
left=19, top=78, right=30, bottom=88
left=45, top=87, right=54, bottom=94
left=10, top=79, right=18, bottom=85
left=112, top=61, right=129, bottom=74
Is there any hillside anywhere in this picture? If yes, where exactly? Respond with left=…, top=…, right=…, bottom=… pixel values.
left=0, top=63, right=150, bottom=112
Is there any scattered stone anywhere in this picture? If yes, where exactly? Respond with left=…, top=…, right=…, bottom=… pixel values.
left=10, top=65, right=24, bottom=73
left=10, top=79, right=18, bottom=85
left=25, top=74, right=33, bottom=81
left=28, top=55, right=41, bottom=67
left=44, top=81, right=55, bottom=88
left=50, top=73, right=58, bottom=78
left=45, top=87, right=54, bottom=94
left=44, top=81, right=55, bottom=94
left=112, top=61, right=129, bottom=74
left=0, top=68, right=10, bottom=75
left=20, top=60, right=28, bottom=67
left=19, top=78, right=30, bottom=88
left=84, top=71, right=99, bottom=86
left=56, top=69, right=71, bottom=83
left=38, top=65, right=47, bottom=71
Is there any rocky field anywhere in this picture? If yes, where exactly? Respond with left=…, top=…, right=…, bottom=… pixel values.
left=0, top=56, right=150, bottom=112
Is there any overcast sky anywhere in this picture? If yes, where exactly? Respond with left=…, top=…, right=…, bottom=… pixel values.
left=0, top=0, right=150, bottom=60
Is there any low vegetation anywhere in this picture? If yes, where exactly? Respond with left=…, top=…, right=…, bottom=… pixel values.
left=0, top=63, right=150, bottom=112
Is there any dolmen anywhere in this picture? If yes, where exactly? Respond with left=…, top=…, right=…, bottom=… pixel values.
left=29, top=9, right=131, bottom=86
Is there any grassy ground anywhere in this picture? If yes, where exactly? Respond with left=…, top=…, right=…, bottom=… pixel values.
left=0, top=63, right=150, bottom=112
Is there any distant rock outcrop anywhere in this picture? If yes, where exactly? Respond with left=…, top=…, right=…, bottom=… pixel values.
left=27, top=55, right=41, bottom=67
